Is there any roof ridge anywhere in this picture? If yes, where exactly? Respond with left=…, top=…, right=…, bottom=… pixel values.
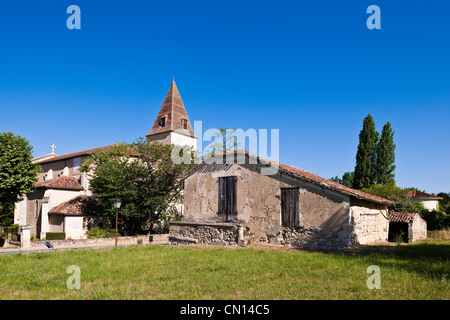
left=37, top=144, right=120, bottom=164
left=35, top=175, right=84, bottom=191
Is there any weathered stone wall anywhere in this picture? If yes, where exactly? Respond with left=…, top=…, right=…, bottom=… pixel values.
left=183, top=162, right=352, bottom=248
left=28, top=234, right=168, bottom=248
left=169, top=222, right=354, bottom=249
left=275, top=225, right=353, bottom=249
left=350, top=198, right=389, bottom=244
left=410, top=216, right=427, bottom=242
left=169, top=222, right=240, bottom=245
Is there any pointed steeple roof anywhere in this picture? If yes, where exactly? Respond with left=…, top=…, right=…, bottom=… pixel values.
left=146, top=78, right=196, bottom=138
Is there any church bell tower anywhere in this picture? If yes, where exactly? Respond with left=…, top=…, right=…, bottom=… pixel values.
left=146, top=78, right=197, bottom=150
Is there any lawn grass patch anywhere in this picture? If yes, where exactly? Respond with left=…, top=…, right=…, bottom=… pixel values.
left=0, top=242, right=448, bottom=300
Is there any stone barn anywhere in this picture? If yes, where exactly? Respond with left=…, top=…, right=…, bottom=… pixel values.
left=169, top=151, right=394, bottom=249
left=388, top=212, right=427, bottom=243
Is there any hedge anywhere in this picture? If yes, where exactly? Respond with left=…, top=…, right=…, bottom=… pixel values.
left=45, top=232, right=66, bottom=240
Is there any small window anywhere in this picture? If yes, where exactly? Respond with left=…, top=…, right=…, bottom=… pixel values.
left=281, top=188, right=299, bottom=227
left=160, top=117, right=166, bottom=127
left=182, top=119, right=188, bottom=129
left=34, top=200, right=39, bottom=219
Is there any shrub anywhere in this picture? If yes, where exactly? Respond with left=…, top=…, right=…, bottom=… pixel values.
left=87, top=227, right=120, bottom=239
left=420, top=209, right=450, bottom=230
left=46, top=232, right=66, bottom=240
left=137, top=239, right=143, bottom=245
left=0, top=224, right=20, bottom=240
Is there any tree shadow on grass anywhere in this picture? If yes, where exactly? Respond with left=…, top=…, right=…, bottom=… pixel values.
left=308, top=242, right=450, bottom=282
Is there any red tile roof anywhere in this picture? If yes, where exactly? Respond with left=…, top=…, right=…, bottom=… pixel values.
left=407, top=190, right=443, bottom=200
left=188, top=150, right=394, bottom=205
left=276, top=162, right=394, bottom=205
left=38, top=144, right=120, bottom=164
left=34, top=176, right=84, bottom=191
left=48, top=195, right=98, bottom=215
left=389, top=212, right=418, bottom=223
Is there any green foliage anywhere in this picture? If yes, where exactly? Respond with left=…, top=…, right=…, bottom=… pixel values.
left=204, top=128, right=241, bottom=157
left=437, top=192, right=450, bottom=215
left=362, top=184, right=450, bottom=230
left=0, top=132, right=40, bottom=227
left=45, top=232, right=66, bottom=240
left=0, top=224, right=19, bottom=240
left=394, top=229, right=407, bottom=245
left=419, top=209, right=450, bottom=231
left=87, top=227, right=119, bottom=238
left=81, top=139, right=195, bottom=235
left=351, top=116, right=396, bottom=190
left=353, top=114, right=378, bottom=189
left=0, top=202, right=14, bottom=228
left=361, top=184, right=423, bottom=212
left=154, top=205, right=183, bottom=234
left=374, top=122, right=396, bottom=185
left=137, top=239, right=143, bottom=245
left=330, top=171, right=354, bottom=188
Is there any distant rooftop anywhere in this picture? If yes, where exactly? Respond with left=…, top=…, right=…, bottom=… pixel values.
left=34, top=176, right=84, bottom=191
left=37, top=144, right=119, bottom=164
left=407, top=190, right=443, bottom=200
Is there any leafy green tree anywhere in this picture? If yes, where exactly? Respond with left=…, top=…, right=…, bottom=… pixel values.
left=80, top=139, right=195, bottom=235
left=419, top=209, right=450, bottom=230
left=204, top=128, right=240, bottom=157
left=361, top=184, right=423, bottom=212
left=353, top=114, right=378, bottom=189
left=0, top=202, right=14, bottom=228
left=341, top=171, right=355, bottom=188
left=330, top=171, right=354, bottom=188
left=374, top=122, right=396, bottom=185
left=437, top=192, right=450, bottom=214
left=0, top=132, right=40, bottom=227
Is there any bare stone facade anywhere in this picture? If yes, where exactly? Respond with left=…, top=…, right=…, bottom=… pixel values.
left=170, top=153, right=392, bottom=249
left=169, top=222, right=240, bottom=246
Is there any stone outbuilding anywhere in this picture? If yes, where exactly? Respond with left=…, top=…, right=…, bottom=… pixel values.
left=169, top=151, right=394, bottom=249
left=388, top=212, right=427, bottom=243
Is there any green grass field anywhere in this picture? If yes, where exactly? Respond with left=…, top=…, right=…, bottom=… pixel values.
left=0, top=241, right=448, bottom=300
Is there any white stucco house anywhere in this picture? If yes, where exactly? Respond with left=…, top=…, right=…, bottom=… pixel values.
left=407, top=190, right=443, bottom=211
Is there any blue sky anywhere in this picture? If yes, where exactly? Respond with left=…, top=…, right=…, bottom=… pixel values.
left=0, top=0, right=449, bottom=194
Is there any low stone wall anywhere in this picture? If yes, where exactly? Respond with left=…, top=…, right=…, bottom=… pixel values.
left=29, top=234, right=168, bottom=248
left=1, top=239, right=20, bottom=248
left=270, top=226, right=353, bottom=249
left=169, top=221, right=353, bottom=249
left=169, top=221, right=241, bottom=245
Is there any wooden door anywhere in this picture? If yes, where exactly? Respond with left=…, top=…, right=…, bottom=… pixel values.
left=281, top=188, right=299, bottom=227
left=218, top=176, right=237, bottom=222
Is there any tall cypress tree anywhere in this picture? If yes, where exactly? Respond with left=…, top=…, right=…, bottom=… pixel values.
left=353, top=114, right=378, bottom=189
left=374, top=122, right=396, bottom=185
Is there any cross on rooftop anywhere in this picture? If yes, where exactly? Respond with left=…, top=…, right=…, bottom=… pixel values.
left=49, top=143, right=57, bottom=154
